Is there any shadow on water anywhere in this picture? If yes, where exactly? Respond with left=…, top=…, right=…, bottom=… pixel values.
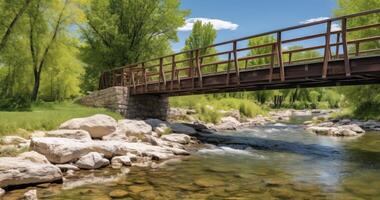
left=194, top=131, right=380, bottom=169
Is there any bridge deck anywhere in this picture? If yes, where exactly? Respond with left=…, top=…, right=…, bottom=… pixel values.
left=99, top=9, right=380, bottom=96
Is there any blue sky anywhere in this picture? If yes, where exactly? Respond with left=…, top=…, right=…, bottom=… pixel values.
left=172, top=0, right=338, bottom=52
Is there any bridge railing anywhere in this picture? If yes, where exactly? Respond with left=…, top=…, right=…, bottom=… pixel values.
left=99, top=9, right=380, bottom=93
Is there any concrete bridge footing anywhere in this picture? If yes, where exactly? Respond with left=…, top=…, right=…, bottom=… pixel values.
left=79, top=86, right=168, bottom=120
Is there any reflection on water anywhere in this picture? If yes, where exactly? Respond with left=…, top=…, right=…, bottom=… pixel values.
left=4, top=122, right=380, bottom=200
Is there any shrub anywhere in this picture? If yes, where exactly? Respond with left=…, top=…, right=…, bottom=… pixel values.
left=239, top=100, right=264, bottom=118
left=0, top=95, right=32, bottom=111
left=197, top=105, right=221, bottom=124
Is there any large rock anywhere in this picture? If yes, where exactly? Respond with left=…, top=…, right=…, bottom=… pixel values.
left=111, top=156, right=132, bottom=168
left=0, top=136, right=28, bottom=145
left=161, top=134, right=191, bottom=145
left=214, top=117, right=241, bottom=130
left=45, top=129, right=92, bottom=141
left=0, top=188, right=4, bottom=198
left=306, top=124, right=365, bottom=137
left=18, top=151, right=50, bottom=164
left=59, top=114, right=117, bottom=138
left=0, top=157, right=62, bottom=188
left=145, top=119, right=196, bottom=135
left=117, top=119, right=152, bottom=135
left=75, top=152, right=110, bottom=169
left=23, top=189, right=37, bottom=200
left=170, top=123, right=197, bottom=135
left=30, top=137, right=183, bottom=163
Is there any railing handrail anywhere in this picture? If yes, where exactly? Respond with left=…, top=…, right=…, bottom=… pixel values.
left=103, top=9, right=380, bottom=73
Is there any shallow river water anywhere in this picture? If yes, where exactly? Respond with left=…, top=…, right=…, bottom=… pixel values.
left=4, top=119, right=380, bottom=200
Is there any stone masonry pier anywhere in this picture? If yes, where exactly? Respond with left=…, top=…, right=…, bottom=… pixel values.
left=79, top=86, right=168, bottom=120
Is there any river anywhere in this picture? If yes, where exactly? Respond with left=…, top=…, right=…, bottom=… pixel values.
left=4, top=117, right=380, bottom=200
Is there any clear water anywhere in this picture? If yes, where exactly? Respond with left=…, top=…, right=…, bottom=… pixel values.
left=4, top=121, right=380, bottom=200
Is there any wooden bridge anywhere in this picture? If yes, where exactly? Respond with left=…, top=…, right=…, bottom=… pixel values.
left=99, top=9, right=380, bottom=96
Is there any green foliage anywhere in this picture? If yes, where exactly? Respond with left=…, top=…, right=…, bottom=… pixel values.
left=334, top=0, right=380, bottom=120
left=239, top=100, right=265, bottom=118
left=80, top=0, right=189, bottom=92
left=0, top=102, right=122, bottom=136
left=170, top=95, right=266, bottom=123
left=0, top=94, right=31, bottom=111
left=196, top=105, right=222, bottom=124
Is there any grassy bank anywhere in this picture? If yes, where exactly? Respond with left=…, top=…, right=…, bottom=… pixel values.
left=170, top=95, right=266, bottom=123
left=0, top=102, right=122, bottom=137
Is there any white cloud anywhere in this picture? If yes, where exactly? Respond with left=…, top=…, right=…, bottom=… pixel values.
left=331, top=23, right=341, bottom=31
left=300, top=17, right=341, bottom=32
left=300, top=17, right=330, bottom=24
left=178, top=18, right=239, bottom=31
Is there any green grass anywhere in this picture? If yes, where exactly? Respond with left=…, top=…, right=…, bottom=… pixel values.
left=0, top=102, right=122, bottom=137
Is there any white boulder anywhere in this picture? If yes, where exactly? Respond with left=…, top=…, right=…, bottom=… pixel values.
left=214, top=117, right=241, bottom=130
left=111, top=156, right=132, bottom=168
left=59, top=114, right=117, bottom=138
left=18, top=151, right=50, bottom=164
left=75, top=152, right=110, bottom=169
left=30, top=137, right=184, bottom=163
left=0, top=188, right=4, bottom=198
left=0, top=136, right=28, bottom=145
left=161, top=134, right=191, bottom=145
left=0, top=157, right=62, bottom=188
left=45, top=129, right=92, bottom=141
left=117, top=119, right=152, bottom=136
left=23, top=189, right=37, bottom=200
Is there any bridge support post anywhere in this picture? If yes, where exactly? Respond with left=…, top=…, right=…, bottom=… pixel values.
left=79, top=86, right=168, bottom=120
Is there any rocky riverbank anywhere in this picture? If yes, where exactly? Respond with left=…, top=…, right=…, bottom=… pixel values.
left=0, top=114, right=199, bottom=199
left=1, top=109, right=380, bottom=199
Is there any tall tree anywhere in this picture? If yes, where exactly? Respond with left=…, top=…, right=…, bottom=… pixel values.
left=335, top=0, right=380, bottom=118
left=80, top=0, right=189, bottom=92
left=0, top=0, right=32, bottom=52
left=183, top=21, right=217, bottom=73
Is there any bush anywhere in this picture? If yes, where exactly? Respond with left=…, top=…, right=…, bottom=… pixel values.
left=196, top=105, right=221, bottom=124
left=239, top=100, right=264, bottom=118
left=0, top=95, right=32, bottom=111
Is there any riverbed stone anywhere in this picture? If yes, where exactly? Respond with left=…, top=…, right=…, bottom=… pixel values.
left=111, top=156, right=132, bottom=168
left=0, top=157, right=62, bottom=188
left=128, top=185, right=154, bottom=193
left=59, top=114, right=117, bottom=138
left=109, top=189, right=128, bottom=198
left=161, top=134, right=191, bottom=145
left=24, top=189, right=37, bottom=200
left=75, top=152, right=110, bottom=169
left=45, top=129, right=92, bottom=141
left=55, top=164, right=80, bottom=172
left=194, top=178, right=224, bottom=187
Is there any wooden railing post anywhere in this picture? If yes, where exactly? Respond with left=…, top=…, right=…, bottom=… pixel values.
left=142, top=63, right=147, bottom=92
left=276, top=32, right=285, bottom=81
left=159, top=57, right=165, bottom=91
left=233, top=41, right=240, bottom=86
left=226, top=52, right=232, bottom=86
left=195, top=49, right=203, bottom=88
left=342, top=18, right=351, bottom=76
left=322, top=21, right=332, bottom=78
left=171, top=55, right=176, bottom=91
left=269, top=44, right=275, bottom=82
left=190, top=51, right=195, bottom=89
left=335, top=32, right=341, bottom=59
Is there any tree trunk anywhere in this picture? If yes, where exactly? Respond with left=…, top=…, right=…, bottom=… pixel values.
left=31, top=70, right=41, bottom=101
left=0, top=0, right=32, bottom=52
